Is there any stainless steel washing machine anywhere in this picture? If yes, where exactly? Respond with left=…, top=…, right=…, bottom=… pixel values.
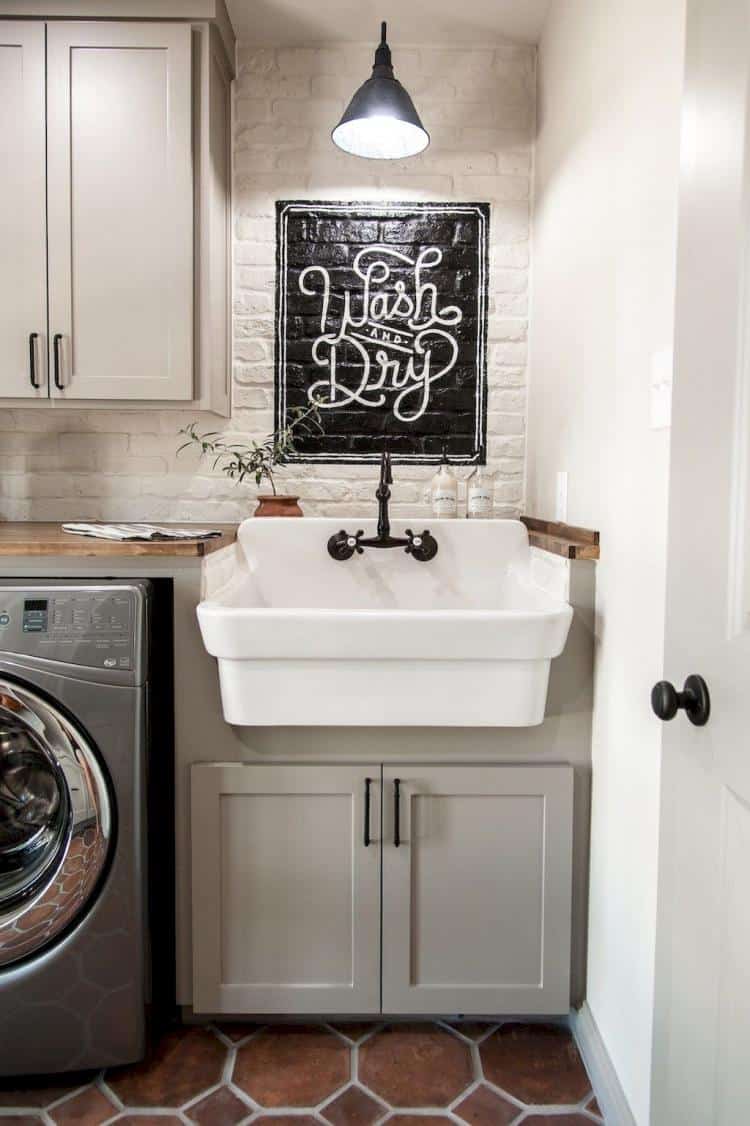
left=0, top=580, right=159, bottom=1076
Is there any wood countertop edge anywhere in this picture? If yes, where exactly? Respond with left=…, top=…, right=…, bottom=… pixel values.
left=521, top=515, right=601, bottom=561
left=0, top=523, right=239, bottom=557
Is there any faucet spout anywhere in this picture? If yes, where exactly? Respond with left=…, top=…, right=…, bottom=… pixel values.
left=376, top=450, right=393, bottom=540
left=379, top=449, right=393, bottom=489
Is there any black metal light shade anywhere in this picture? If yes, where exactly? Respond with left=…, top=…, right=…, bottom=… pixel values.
left=332, top=22, right=429, bottom=160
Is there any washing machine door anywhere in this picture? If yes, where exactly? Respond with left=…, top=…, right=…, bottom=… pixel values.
left=0, top=680, right=112, bottom=967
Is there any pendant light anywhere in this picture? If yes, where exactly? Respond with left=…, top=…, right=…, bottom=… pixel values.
left=332, top=22, right=429, bottom=160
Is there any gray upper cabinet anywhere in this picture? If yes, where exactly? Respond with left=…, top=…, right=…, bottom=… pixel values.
left=47, top=22, right=193, bottom=401
left=0, top=18, right=232, bottom=412
left=0, top=22, right=47, bottom=399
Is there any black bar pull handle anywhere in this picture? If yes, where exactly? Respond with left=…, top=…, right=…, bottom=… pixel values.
left=53, top=333, right=64, bottom=390
left=28, top=332, right=41, bottom=389
left=364, top=777, right=372, bottom=847
left=394, top=778, right=401, bottom=847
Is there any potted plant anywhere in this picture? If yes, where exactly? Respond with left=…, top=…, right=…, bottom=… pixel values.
left=177, top=404, right=322, bottom=517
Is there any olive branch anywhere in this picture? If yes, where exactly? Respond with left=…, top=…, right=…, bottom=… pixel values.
left=177, top=403, right=323, bottom=495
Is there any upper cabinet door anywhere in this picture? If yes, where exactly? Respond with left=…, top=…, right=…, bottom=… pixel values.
left=382, top=764, right=574, bottom=1015
left=196, top=24, right=232, bottom=416
left=0, top=23, right=47, bottom=398
left=46, top=22, right=193, bottom=400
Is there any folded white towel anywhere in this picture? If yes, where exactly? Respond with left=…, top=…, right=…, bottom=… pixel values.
left=62, top=522, right=222, bottom=542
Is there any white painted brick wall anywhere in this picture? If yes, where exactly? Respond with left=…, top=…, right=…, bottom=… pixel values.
left=0, top=42, right=534, bottom=523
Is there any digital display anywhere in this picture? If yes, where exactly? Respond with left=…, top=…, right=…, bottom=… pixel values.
left=24, top=599, right=48, bottom=612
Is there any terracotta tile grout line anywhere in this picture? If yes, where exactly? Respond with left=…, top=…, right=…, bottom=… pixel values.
left=0, top=1077, right=100, bottom=1122
left=464, top=1034, right=527, bottom=1115
left=222, top=1041, right=238, bottom=1084
left=226, top=1081, right=261, bottom=1117
left=44, top=1077, right=99, bottom=1113
left=178, top=1078, right=225, bottom=1112
left=98, top=1074, right=125, bottom=1114
left=436, top=1020, right=500, bottom=1046
left=210, top=1023, right=268, bottom=1050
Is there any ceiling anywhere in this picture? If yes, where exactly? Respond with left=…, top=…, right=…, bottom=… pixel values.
left=225, top=0, right=552, bottom=46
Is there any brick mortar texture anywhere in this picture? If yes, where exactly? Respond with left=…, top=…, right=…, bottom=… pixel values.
left=0, top=43, right=533, bottom=523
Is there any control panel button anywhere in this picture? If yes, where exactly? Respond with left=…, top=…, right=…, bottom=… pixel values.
left=0, top=613, right=10, bottom=627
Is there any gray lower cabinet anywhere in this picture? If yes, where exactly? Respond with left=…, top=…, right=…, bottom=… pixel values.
left=191, top=762, right=573, bottom=1016
left=381, top=765, right=573, bottom=1015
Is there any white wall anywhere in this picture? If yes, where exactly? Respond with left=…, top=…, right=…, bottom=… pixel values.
left=528, top=1, right=685, bottom=1121
left=0, top=42, right=534, bottom=523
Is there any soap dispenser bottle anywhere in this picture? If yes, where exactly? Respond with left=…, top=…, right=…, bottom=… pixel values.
left=467, top=464, right=495, bottom=519
left=430, top=446, right=458, bottom=518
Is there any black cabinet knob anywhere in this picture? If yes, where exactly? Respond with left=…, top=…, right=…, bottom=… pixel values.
left=651, top=674, right=710, bottom=726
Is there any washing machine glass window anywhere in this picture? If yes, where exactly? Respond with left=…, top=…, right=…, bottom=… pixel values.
left=0, top=680, right=113, bottom=968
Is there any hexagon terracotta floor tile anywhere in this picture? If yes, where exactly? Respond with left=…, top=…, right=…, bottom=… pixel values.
left=320, top=1084, right=384, bottom=1126
left=233, top=1025, right=349, bottom=1107
left=454, top=1083, right=519, bottom=1125
left=50, top=1086, right=118, bottom=1125
left=480, top=1022, right=591, bottom=1106
left=185, top=1085, right=250, bottom=1125
left=106, top=1026, right=226, bottom=1107
left=387, top=1118, right=453, bottom=1126
left=0, top=1019, right=604, bottom=1123
left=359, top=1022, right=472, bottom=1106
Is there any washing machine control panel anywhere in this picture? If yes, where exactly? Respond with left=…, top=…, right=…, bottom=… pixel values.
left=0, top=584, right=147, bottom=679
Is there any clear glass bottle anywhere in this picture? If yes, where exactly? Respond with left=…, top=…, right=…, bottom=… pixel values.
left=430, top=447, right=458, bottom=518
left=466, top=465, right=495, bottom=519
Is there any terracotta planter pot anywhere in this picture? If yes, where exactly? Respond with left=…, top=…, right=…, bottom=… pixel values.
left=254, top=494, right=303, bottom=517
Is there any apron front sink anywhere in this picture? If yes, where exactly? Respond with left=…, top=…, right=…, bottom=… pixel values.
left=197, top=518, right=573, bottom=726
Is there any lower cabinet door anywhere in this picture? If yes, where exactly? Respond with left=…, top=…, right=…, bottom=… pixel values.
left=382, top=764, right=574, bottom=1015
left=192, top=764, right=381, bottom=1014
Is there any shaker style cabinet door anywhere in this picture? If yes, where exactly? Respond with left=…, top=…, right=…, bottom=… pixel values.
left=191, top=764, right=381, bottom=1014
left=382, top=764, right=574, bottom=1014
left=0, top=23, right=47, bottom=398
left=46, top=22, right=193, bottom=400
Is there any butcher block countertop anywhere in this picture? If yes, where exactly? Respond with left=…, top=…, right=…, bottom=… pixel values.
left=0, top=523, right=239, bottom=557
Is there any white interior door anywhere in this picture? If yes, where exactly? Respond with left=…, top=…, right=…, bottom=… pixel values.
left=191, top=764, right=381, bottom=1015
left=0, top=22, right=47, bottom=398
left=381, top=764, right=573, bottom=1015
left=46, top=21, right=193, bottom=401
left=651, top=0, right=750, bottom=1121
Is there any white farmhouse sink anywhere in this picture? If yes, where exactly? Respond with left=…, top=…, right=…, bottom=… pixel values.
left=197, top=518, right=573, bottom=726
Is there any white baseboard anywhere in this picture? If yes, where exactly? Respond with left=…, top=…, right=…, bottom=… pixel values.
left=570, top=1002, right=637, bottom=1126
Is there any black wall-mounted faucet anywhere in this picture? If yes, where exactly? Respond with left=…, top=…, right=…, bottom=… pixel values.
left=327, top=450, right=438, bottom=562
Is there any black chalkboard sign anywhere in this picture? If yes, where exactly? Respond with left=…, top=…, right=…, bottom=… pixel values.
left=275, top=200, right=489, bottom=464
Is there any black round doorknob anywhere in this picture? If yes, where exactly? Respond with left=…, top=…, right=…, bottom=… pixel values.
left=651, top=674, right=710, bottom=726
